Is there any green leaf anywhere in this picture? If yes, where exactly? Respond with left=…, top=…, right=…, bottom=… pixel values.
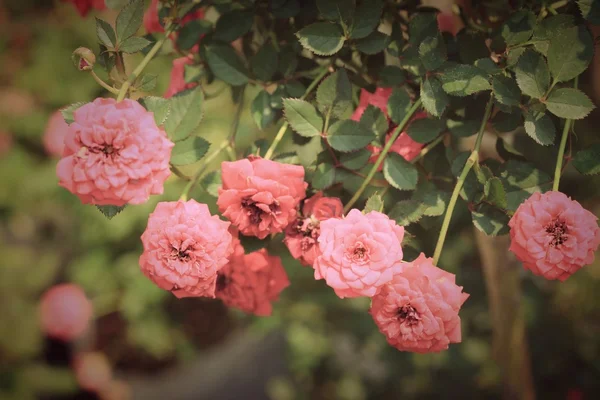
left=364, top=193, right=384, bottom=213
left=383, top=153, right=418, bottom=190
left=119, top=36, right=151, bottom=53
left=239, top=233, right=269, bottom=254
left=163, top=87, right=205, bottom=141
left=447, top=118, right=479, bottom=137
left=205, top=44, right=250, bottom=86
left=501, top=10, right=535, bottom=46
left=409, top=12, right=438, bottom=46
left=379, top=66, right=406, bottom=87
left=457, top=31, right=490, bottom=64
left=491, top=109, right=522, bottom=133
left=495, top=137, right=526, bottom=161
left=251, top=43, right=278, bottom=82
left=547, top=25, right=594, bottom=83
left=507, top=47, right=526, bottom=67
left=359, top=105, right=388, bottom=139
left=523, top=109, right=555, bottom=145
left=327, top=119, right=376, bottom=152
left=312, top=163, right=336, bottom=189
left=421, top=77, right=448, bottom=117
left=492, top=75, right=521, bottom=106
left=184, top=64, right=204, bottom=84
left=251, top=90, right=276, bottom=130
left=544, top=88, right=595, bottom=120
left=407, top=118, right=444, bottom=144
left=105, top=0, right=127, bottom=9
left=387, top=87, right=412, bottom=125
left=278, top=46, right=298, bottom=77
left=201, top=170, right=221, bottom=197
left=572, top=143, right=600, bottom=175
left=387, top=22, right=405, bottom=57
left=472, top=204, right=510, bottom=236
left=388, top=200, right=426, bottom=225
left=514, top=49, right=551, bottom=99
left=60, top=102, right=86, bottom=124
left=484, top=177, right=508, bottom=209
left=355, top=31, right=390, bottom=55
left=578, top=0, right=600, bottom=25
left=96, top=18, right=116, bottom=48
left=418, top=33, right=447, bottom=71
left=438, top=64, right=491, bottom=97
left=136, top=74, right=157, bottom=91
left=498, top=160, right=552, bottom=210
left=214, top=10, right=254, bottom=42
left=170, top=136, right=211, bottom=166
left=115, top=0, right=144, bottom=41
left=316, top=69, right=352, bottom=118
left=176, top=20, right=213, bottom=51
left=412, top=180, right=448, bottom=217
left=531, top=14, right=575, bottom=55
left=350, top=0, right=384, bottom=39
left=317, top=0, right=354, bottom=24
left=140, top=96, right=171, bottom=126
left=283, top=98, right=324, bottom=137
left=340, top=149, right=371, bottom=170
left=96, top=205, right=125, bottom=219
left=296, top=22, right=345, bottom=56
left=475, top=58, right=502, bottom=75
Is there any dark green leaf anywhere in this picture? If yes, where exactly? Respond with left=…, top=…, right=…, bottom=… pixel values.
left=495, top=137, right=526, bottom=161
left=379, top=66, right=406, bottom=87
left=164, top=87, right=205, bottom=141
left=364, top=193, right=384, bottom=213
left=491, top=109, right=522, bottom=133
left=547, top=25, right=594, bottom=83
left=383, top=153, right=418, bottom=190
left=438, top=64, right=491, bottom=97
left=545, top=88, right=595, bottom=120
left=119, top=36, right=151, bottom=53
left=498, top=160, right=552, bottom=210
left=412, top=180, right=448, bottom=217
left=278, top=46, right=298, bottom=77
left=96, top=205, right=125, bottom=219
left=418, top=33, right=447, bottom=71
left=317, top=0, right=354, bottom=24
left=251, top=43, right=278, bottom=82
left=201, top=171, right=221, bottom=197
left=578, top=0, right=600, bottom=25
left=176, top=20, right=213, bottom=51
left=523, top=109, right=555, bottom=145
left=474, top=58, right=502, bottom=75
left=408, top=12, right=438, bottom=46
left=387, top=87, right=412, bottom=125
left=421, top=77, right=448, bottom=117
left=340, top=149, right=371, bottom=170
left=312, top=163, right=336, bottom=189
left=359, top=105, right=388, bottom=139
left=214, top=10, right=254, bottom=42
left=457, top=31, right=489, bottom=64
left=328, top=119, right=376, bottom=152
left=407, top=118, right=445, bottom=144
left=400, top=45, right=426, bottom=76
left=389, top=200, right=426, bottom=225
left=316, top=69, right=352, bottom=118
left=205, top=44, right=250, bottom=86
left=447, top=118, right=479, bottom=137
left=170, top=136, right=211, bottom=166
left=514, top=49, right=550, bottom=99
left=507, top=47, right=526, bottom=67
left=350, top=0, right=384, bottom=39
left=387, top=23, right=405, bottom=57
left=355, top=31, right=390, bottom=55
left=484, top=177, right=508, bottom=209
left=472, top=204, right=510, bottom=236
left=531, top=14, right=575, bottom=55
left=96, top=18, right=116, bottom=48
left=140, top=96, right=171, bottom=126
left=239, top=234, right=269, bottom=254
left=572, top=143, right=600, bottom=175
left=283, top=98, right=323, bottom=137
left=60, top=102, right=86, bottom=124
left=501, top=10, right=535, bottom=46
left=296, top=22, right=345, bottom=56
left=492, top=75, right=521, bottom=106
left=252, top=91, right=276, bottom=130
left=116, top=0, right=144, bottom=41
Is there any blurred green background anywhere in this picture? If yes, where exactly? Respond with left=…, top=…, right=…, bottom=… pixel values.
left=1, top=1, right=600, bottom=400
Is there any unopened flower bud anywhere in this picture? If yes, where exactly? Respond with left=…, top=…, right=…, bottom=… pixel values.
left=72, top=47, right=96, bottom=71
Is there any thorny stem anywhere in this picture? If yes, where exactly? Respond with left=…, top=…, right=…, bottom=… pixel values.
left=91, top=70, right=120, bottom=94
left=432, top=95, right=494, bottom=265
left=553, top=78, right=577, bottom=191
left=343, top=98, right=423, bottom=213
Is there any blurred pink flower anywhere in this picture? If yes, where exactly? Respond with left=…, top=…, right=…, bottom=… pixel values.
left=350, top=87, right=392, bottom=121
left=216, top=234, right=289, bottom=316
left=44, top=111, right=69, bottom=157
left=0, top=131, right=12, bottom=157
left=63, top=0, right=105, bottom=17
left=509, top=191, right=600, bottom=281
left=56, top=98, right=173, bottom=206
left=140, top=200, right=233, bottom=298
left=39, top=284, right=93, bottom=342
left=73, top=352, right=112, bottom=393
left=437, top=12, right=460, bottom=36
left=313, top=209, right=405, bottom=298
left=284, top=192, right=344, bottom=266
left=370, top=253, right=469, bottom=353
left=218, top=156, right=307, bottom=239
left=164, top=56, right=197, bottom=98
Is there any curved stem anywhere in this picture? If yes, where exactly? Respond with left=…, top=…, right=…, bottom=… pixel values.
left=228, top=86, right=246, bottom=148
left=116, top=26, right=175, bottom=102
left=432, top=95, right=494, bottom=265
left=343, top=98, right=423, bottom=213
left=410, top=134, right=445, bottom=164
left=179, top=140, right=230, bottom=201
left=91, top=70, right=120, bottom=94
left=553, top=118, right=573, bottom=191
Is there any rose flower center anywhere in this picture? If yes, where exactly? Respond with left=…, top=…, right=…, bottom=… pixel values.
left=170, top=246, right=192, bottom=261
left=348, top=242, right=370, bottom=264
left=397, top=304, right=420, bottom=325
left=545, top=218, right=569, bottom=247
left=241, top=197, right=280, bottom=224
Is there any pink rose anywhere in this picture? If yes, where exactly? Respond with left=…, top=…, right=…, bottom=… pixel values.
left=284, top=192, right=344, bottom=266
left=217, top=156, right=307, bottom=239
left=351, top=88, right=392, bottom=121
left=73, top=352, right=112, bottom=393
left=509, top=191, right=600, bottom=281
left=44, top=111, right=69, bottom=157
left=313, top=209, right=405, bottom=298
left=437, top=12, right=460, bottom=36
left=140, top=200, right=234, bottom=298
left=144, top=0, right=205, bottom=34
left=216, top=234, right=289, bottom=316
left=56, top=98, right=174, bottom=206
left=165, top=56, right=198, bottom=98
left=63, top=0, right=105, bottom=17
left=39, top=284, right=93, bottom=342
left=0, top=131, right=12, bottom=157
left=370, top=253, right=469, bottom=353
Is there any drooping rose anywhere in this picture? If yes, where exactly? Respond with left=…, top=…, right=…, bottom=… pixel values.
left=217, top=156, right=307, bottom=239
left=39, top=284, right=93, bottom=342
left=140, top=200, right=234, bottom=298
left=56, top=98, right=174, bottom=206
left=313, top=209, right=405, bottom=298
left=284, top=192, right=344, bottom=266
left=63, top=0, right=105, bottom=17
left=44, top=111, right=69, bottom=157
left=509, top=191, right=600, bottom=281
left=370, top=253, right=469, bottom=353
left=164, top=56, right=198, bottom=98
left=73, top=352, right=112, bottom=393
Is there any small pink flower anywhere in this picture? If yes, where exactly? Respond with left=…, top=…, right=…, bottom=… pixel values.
left=39, top=284, right=93, bottom=342
left=218, top=156, right=307, bottom=239
left=216, top=233, right=289, bottom=316
left=284, top=192, right=344, bottom=266
left=509, top=191, right=600, bottom=281
left=313, top=209, right=405, bottom=298
left=140, top=200, right=233, bottom=298
left=73, top=352, right=112, bottom=393
left=351, top=88, right=392, bottom=122
left=56, top=98, right=174, bottom=206
left=63, top=0, right=105, bottom=17
left=0, top=131, right=12, bottom=157
left=370, top=253, right=469, bottom=353
left=165, top=56, right=198, bottom=98
left=44, top=111, right=69, bottom=157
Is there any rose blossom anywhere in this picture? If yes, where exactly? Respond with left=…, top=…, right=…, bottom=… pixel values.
left=63, top=0, right=105, bottom=17
left=216, top=233, right=289, bottom=316
left=56, top=98, right=174, bottom=206
left=313, top=209, right=405, bottom=298
left=370, top=253, right=469, bottom=353
left=165, top=56, right=198, bottom=98
left=217, top=156, right=307, bottom=239
left=44, top=111, right=69, bottom=157
left=284, top=192, right=344, bottom=266
left=140, top=200, right=233, bottom=298
left=73, top=352, right=112, bottom=393
left=509, top=191, right=600, bottom=281
left=39, top=284, right=93, bottom=341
